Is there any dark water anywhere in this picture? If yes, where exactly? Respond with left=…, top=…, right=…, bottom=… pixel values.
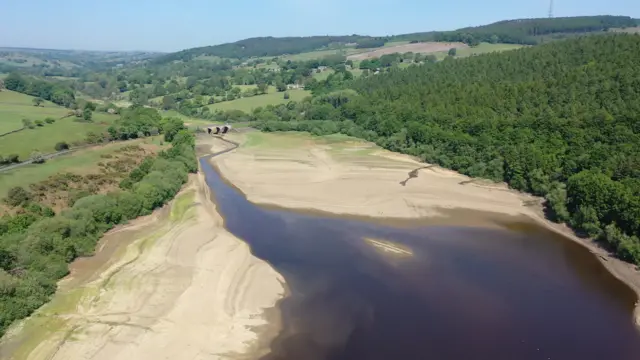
left=199, top=154, right=640, bottom=360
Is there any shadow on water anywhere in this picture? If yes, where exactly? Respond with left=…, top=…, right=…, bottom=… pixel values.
left=198, top=147, right=640, bottom=360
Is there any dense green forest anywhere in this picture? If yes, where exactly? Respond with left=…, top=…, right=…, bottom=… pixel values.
left=391, top=16, right=637, bottom=45
left=0, top=110, right=196, bottom=336
left=250, top=33, right=640, bottom=265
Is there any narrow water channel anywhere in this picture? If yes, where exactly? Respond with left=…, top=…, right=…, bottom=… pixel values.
left=199, top=150, right=640, bottom=360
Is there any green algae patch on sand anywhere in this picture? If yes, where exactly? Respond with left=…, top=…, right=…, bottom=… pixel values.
left=170, top=190, right=196, bottom=222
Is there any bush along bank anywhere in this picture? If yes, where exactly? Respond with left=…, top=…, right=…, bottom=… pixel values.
left=0, top=129, right=197, bottom=336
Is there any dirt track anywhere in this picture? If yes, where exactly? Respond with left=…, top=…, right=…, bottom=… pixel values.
left=347, top=42, right=468, bottom=60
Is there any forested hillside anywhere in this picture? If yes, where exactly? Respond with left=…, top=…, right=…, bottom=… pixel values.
left=251, top=33, right=640, bottom=264
left=155, top=16, right=635, bottom=63
left=156, top=35, right=366, bottom=63
left=391, top=16, right=637, bottom=45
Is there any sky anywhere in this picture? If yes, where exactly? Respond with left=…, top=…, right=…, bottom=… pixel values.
left=2, top=0, right=639, bottom=52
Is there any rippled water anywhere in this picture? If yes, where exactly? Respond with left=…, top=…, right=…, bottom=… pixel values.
left=200, top=153, right=640, bottom=360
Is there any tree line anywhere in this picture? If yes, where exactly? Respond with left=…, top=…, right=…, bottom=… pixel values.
left=0, top=113, right=196, bottom=336
left=250, top=33, right=640, bottom=265
left=3, top=72, right=75, bottom=107
left=155, top=35, right=367, bottom=62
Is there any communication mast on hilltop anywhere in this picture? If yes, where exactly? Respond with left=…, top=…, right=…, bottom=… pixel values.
left=548, top=0, right=554, bottom=18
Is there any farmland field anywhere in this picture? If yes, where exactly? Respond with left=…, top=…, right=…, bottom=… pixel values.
left=0, top=90, right=71, bottom=133
left=207, top=90, right=311, bottom=112
left=611, top=27, right=640, bottom=34
left=443, top=42, right=525, bottom=58
left=0, top=137, right=163, bottom=199
left=0, top=91, right=119, bottom=160
left=271, top=48, right=364, bottom=62
left=233, top=84, right=277, bottom=93
left=348, top=42, right=468, bottom=60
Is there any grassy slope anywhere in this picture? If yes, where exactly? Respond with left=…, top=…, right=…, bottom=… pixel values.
left=207, top=90, right=311, bottom=112
left=0, top=138, right=162, bottom=198
left=0, top=90, right=71, bottom=133
left=233, top=84, right=277, bottom=94
left=0, top=113, right=118, bottom=159
left=0, top=91, right=119, bottom=159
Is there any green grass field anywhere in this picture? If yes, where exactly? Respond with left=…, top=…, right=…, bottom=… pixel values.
left=0, top=113, right=119, bottom=160
left=233, top=84, right=277, bottom=94
left=0, top=138, right=162, bottom=198
left=0, top=91, right=119, bottom=159
left=207, top=90, right=311, bottom=112
left=0, top=90, right=71, bottom=133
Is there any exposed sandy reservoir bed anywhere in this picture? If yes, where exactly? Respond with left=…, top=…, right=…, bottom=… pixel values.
left=0, top=154, right=285, bottom=360
left=212, top=131, right=640, bottom=327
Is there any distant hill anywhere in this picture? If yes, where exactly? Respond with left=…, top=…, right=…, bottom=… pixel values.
left=154, top=15, right=637, bottom=63
left=389, top=15, right=637, bottom=45
left=156, top=36, right=370, bottom=64
left=0, top=47, right=165, bottom=76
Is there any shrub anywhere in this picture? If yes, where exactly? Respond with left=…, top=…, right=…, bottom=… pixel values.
left=54, top=142, right=70, bottom=151
left=44, top=117, right=56, bottom=124
left=4, top=187, right=31, bottom=207
left=34, top=119, right=44, bottom=127
left=30, top=151, right=45, bottom=164
left=7, top=154, right=19, bottom=163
